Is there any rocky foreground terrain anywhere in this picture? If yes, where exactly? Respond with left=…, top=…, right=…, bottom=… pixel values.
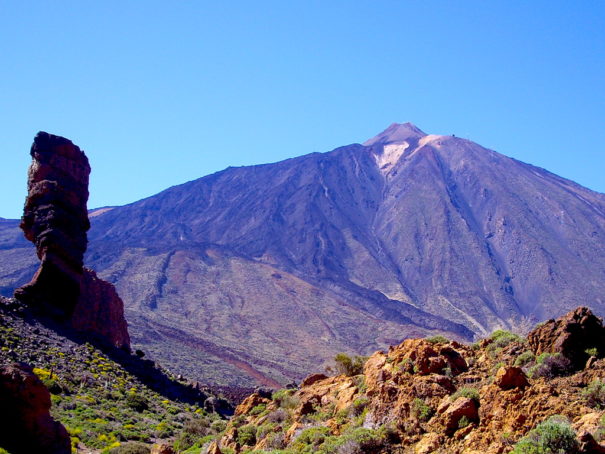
left=209, top=307, right=605, bottom=454
left=3, top=123, right=605, bottom=387
left=3, top=299, right=605, bottom=453
left=0, top=296, right=231, bottom=454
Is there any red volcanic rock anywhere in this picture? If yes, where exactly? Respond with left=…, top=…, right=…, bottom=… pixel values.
left=493, top=366, right=529, bottom=390
left=15, top=132, right=91, bottom=318
left=527, top=307, right=605, bottom=370
left=14, top=132, right=130, bottom=350
left=300, top=373, right=328, bottom=387
left=71, top=268, right=130, bottom=349
left=442, top=397, right=479, bottom=435
left=0, top=363, right=70, bottom=454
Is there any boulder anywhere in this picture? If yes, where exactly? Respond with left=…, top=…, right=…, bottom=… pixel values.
left=442, top=397, right=479, bottom=435
left=494, top=366, right=529, bottom=390
left=527, top=307, right=605, bottom=370
left=578, top=430, right=605, bottom=454
left=0, top=363, right=70, bottom=454
left=207, top=442, right=223, bottom=454
left=151, top=442, right=175, bottom=454
left=301, top=373, right=328, bottom=387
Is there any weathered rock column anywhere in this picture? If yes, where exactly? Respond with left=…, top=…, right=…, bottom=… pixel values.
left=15, top=132, right=90, bottom=318
left=14, top=131, right=130, bottom=350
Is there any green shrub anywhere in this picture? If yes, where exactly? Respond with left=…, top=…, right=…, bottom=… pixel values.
left=528, top=353, right=572, bottom=379
left=486, top=330, right=522, bottom=354
left=512, top=416, right=579, bottom=453
left=411, top=398, right=434, bottom=422
left=583, top=379, right=605, bottom=409
left=450, top=387, right=480, bottom=404
left=425, top=335, right=449, bottom=344
left=249, top=403, right=267, bottom=415
left=292, top=426, right=331, bottom=451
left=272, top=389, right=299, bottom=410
left=585, top=347, right=599, bottom=357
left=236, top=424, right=257, bottom=446
left=514, top=351, right=535, bottom=367
left=334, top=353, right=367, bottom=376
left=350, top=397, right=368, bottom=417
left=458, top=416, right=471, bottom=429
left=125, top=393, right=148, bottom=412
left=108, top=443, right=150, bottom=454
left=256, top=422, right=277, bottom=440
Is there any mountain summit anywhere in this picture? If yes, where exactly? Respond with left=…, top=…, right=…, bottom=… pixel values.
left=363, top=122, right=427, bottom=145
left=1, top=124, right=604, bottom=386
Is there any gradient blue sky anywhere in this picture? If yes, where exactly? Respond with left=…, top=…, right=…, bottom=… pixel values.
left=1, top=1, right=604, bottom=219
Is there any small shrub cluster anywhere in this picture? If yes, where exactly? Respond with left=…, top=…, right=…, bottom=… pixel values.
left=411, top=398, right=434, bottom=422
left=486, top=329, right=523, bottom=356
left=450, top=387, right=480, bottom=404
left=512, top=416, right=579, bottom=453
left=528, top=353, right=572, bottom=379
left=583, top=379, right=605, bottom=409
left=514, top=351, right=535, bottom=367
left=272, top=389, right=299, bottom=410
left=333, top=353, right=367, bottom=376
left=108, top=442, right=150, bottom=454
left=425, top=335, right=449, bottom=344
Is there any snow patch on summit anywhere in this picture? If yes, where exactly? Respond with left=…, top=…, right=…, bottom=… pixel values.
left=374, top=142, right=409, bottom=174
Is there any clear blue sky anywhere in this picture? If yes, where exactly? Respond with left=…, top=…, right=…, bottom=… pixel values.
left=1, top=1, right=604, bottom=219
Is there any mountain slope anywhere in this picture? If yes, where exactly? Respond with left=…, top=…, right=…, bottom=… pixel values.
left=2, top=123, right=605, bottom=386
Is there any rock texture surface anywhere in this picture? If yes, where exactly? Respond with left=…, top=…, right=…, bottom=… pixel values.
left=13, top=132, right=129, bottom=349
left=2, top=123, right=605, bottom=385
left=527, top=306, right=605, bottom=370
left=217, top=308, right=605, bottom=453
left=14, top=131, right=91, bottom=318
left=71, top=267, right=130, bottom=348
left=0, top=362, right=70, bottom=454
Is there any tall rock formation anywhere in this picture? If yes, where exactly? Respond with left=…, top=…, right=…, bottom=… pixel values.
left=14, top=132, right=130, bottom=350
left=15, top=132, right=91, bottom=318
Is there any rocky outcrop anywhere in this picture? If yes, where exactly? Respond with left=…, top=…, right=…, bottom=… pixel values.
left=71, top=268, right=130, bottom=348
left=217, top=309, right=605, bottom=453
left=14, top=132, right=90, bottom=318
left=14, top=132, right=129, bottom=350
left=0, top=362, right=70, bottom=454
left=493, top=366, right=529, bottom=390
left=527, top=306, right=605, bottom=370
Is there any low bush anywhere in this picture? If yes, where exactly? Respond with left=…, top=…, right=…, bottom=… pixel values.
left=450, top=387, right=480, bottom=404
left=411, top=398, right=434, bottom=422
left=108, top=443, right=150, bottom=454
left=486, top=330, right=523, bottom=355
left=236, top=424, right=257, bottom=446
left=272, top=389, right=299, bottom=410
left=334, top=353, right=367, bottom=376
left=425, top=335, right=449, bottom=344
left=514, top=351, right=535, bottom=367
left=583, top=379, right=605, bottom=409
left=125, top=393, right=148, bottom=412
left=292, top=426, right=331, bottom=451
left=512, top=415, right=579, bottom=453
left=528, top=353, right=572, bottom=379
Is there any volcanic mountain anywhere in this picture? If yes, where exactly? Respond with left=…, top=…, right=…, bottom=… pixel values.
left=2, top=123, right=605, bottom=386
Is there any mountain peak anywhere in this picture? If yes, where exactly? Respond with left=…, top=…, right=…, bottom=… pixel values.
left=363, top=122, right=427, bottom=146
